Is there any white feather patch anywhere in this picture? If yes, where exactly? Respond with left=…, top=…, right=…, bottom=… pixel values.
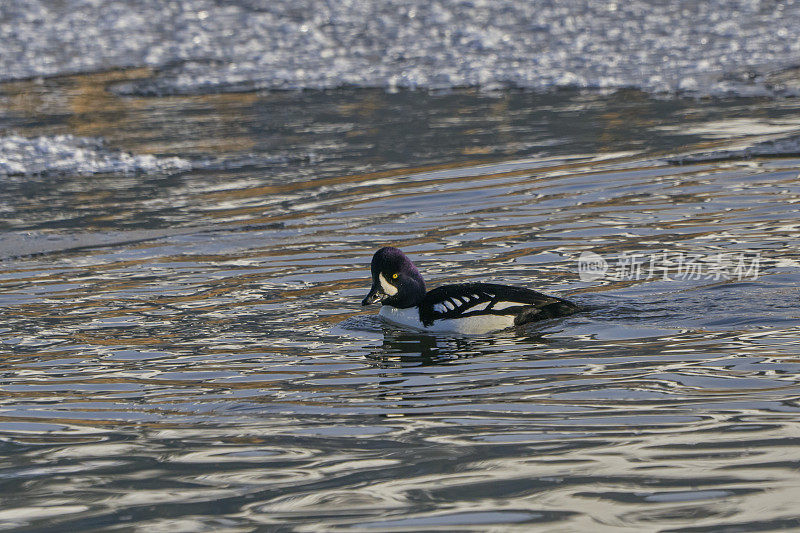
left=469, top=301, right=490, bottom=312
left=378, top=273, right=398, bottom=296
left=491, top=301, right=523, bottom=311
left=379, top=305, right=515, bottom=334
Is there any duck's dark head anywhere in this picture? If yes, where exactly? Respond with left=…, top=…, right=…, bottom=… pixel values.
left=361, top=247, right=426, bottom=308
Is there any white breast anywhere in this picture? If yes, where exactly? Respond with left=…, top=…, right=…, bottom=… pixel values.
left=378, top=306, right=515, bottom=335
left=378, top=306, right=425, bottom=330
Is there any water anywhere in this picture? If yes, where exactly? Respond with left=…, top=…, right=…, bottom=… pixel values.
left=3, top=0, right=800, bottom=96
left=3, top=74, right=800, bottom=530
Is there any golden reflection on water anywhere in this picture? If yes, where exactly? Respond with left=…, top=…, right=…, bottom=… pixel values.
left=2, top=69, right=259, bottom=155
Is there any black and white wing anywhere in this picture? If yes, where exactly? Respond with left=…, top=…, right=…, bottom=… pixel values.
left=419, top=282, right=579, bottom=327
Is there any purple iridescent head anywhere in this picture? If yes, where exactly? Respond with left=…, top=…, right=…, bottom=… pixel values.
left=361, top=247, right=426, bottom=308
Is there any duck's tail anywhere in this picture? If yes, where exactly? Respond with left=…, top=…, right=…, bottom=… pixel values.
left=514, top=299, right=581, bottom=325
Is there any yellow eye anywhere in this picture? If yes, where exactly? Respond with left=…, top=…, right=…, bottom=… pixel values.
left=392, top=273, right=399, bottom=279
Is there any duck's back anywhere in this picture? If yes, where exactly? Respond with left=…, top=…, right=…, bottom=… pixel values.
left=419, top=282, right=579, bottom=329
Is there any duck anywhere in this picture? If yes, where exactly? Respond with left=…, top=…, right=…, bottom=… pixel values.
left=361, top=247, right=580, bottom=334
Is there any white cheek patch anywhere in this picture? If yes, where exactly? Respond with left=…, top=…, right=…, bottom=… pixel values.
left=378, top=273, right=398, bottom=296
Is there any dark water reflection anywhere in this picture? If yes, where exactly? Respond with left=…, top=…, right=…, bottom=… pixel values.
left=2, top=75, right=800, bottom=530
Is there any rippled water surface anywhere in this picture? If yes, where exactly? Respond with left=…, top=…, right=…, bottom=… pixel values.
left=3, top=76, right=800, bottom=531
